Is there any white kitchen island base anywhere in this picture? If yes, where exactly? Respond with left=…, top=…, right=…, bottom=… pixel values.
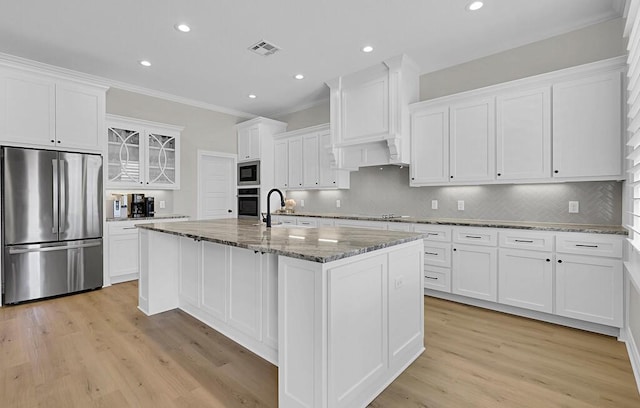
left=138, top=223, right=424, bottom=408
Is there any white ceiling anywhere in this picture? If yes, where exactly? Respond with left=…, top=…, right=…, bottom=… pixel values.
left=0, top=0, right=625, bottom=117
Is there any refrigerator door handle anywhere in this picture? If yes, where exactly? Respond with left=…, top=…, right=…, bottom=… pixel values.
left=59, top=159, right=66, bottom=233
left=52, top=158, right=59, bottom=234
left=8, top=241, right=102, bottom=255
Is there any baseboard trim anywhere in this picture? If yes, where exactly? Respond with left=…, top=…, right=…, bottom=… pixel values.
left=624, top=325, right=640, bottom=395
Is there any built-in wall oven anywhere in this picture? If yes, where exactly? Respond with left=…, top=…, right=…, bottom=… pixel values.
left=238, top=160, right=260, bottom=186
left=238, top=188, right=260, bottom=218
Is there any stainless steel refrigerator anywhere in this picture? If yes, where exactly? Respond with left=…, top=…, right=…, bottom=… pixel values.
left=2, top=147, right=103, bottom=304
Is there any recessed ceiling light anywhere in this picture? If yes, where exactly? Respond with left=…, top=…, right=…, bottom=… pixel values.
left=139, top=60, right=151, bottom=67
left=294, top=74, right=304, bottom=80
left=362, top=45, right=374, bottom=53
left=248, top=94, right=257, bottom=99
left=175, top=24, right=191, bottom=33
left=467, top=1, right=483, bottom=11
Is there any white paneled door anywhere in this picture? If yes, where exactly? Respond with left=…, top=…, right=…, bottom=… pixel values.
left=197, top=151, right=236, bottom=219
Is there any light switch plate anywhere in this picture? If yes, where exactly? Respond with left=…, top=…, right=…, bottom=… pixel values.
left=300, top=199, right=305, bottom=207
left=431, top=200, right=438, bottom=210
left=569, top=201, right=579, bottom=213
left=159, top=200, right=166, bottom=209
left=336, top=199, right=341, bottom=208
left=457, top=200, right=464, bottom=211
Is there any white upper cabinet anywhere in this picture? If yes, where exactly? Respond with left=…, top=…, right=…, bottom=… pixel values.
left=273, top=124, right=349, bottom=190
left=238, top=125, right=261, bottom=162
left=552, top=71, right=622, bottom=179
left=410, top=106, right=449, bottom=184
left=287, top=136, right=303, bottom=189
left=106, top=115, right=182, bottom=190
left=449, top=97, right=495, bottom=182
left=409, top=57, right=624, bottom=186
left=274, top=139, right=289, bottom=189
left=0, top=66, right=106, bottom=152
left=327, top=55, right=419, bottom=169
left=496, top=87, right=551, bottom=180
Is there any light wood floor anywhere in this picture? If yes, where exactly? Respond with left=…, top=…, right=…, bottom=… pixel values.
left=1, top=282, right=639, bottom=407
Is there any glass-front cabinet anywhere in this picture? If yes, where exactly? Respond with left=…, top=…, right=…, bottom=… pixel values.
left=106, top=115, right=182, bottom=189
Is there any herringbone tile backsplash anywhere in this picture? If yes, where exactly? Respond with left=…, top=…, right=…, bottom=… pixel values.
left=286, top=166, right=623, bottom=225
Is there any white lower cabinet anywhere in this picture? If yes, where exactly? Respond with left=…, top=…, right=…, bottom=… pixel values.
left=179, top=237, right=201, bottom=309
left=424, top=265, right=451, bottom=292
left=498, top=248, right=553, bottom=313
left=228, top=246, right=262, bottom=339
left=451, top=244, right=498, bottom=302
left=555, top=254, right=623, bottom=327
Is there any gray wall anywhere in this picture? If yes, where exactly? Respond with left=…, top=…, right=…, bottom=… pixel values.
left=106, top=88, right=243, bottom=218
left=285, top=166, right=622, bottom=225
left=274, top=102, right=330, bottom=131
left=276, top=17, right=626, bottom=225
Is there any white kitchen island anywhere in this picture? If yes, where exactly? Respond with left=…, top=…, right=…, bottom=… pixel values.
left=137, top=218, right=425, bottom=408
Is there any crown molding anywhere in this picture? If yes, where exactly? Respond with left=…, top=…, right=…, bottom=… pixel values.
left=0, top=52, right=256, bottom=119
left=268, top=97, right=330, bottom=118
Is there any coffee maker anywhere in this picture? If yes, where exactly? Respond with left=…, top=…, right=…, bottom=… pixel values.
left=144, top=196, right=155, bottom=217
left=127, top=193, right=145, bottom=218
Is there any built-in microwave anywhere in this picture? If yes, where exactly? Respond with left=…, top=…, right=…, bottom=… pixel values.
left=237, top=188, right=260, bottom=218
left=238, top=160, right=260, bottom=186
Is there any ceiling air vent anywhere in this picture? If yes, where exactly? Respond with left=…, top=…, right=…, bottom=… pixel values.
left=248, top=40, right=281, bottom=56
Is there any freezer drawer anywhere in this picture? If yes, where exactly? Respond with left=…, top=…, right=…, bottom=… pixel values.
left=3, top=239, right=103, bottom=304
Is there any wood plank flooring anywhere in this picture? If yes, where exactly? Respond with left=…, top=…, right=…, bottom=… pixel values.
left=0, top=281, right=638, bottom=407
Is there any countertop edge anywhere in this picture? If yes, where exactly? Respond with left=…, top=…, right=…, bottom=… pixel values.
left=106, top=215, right=189, bottom=222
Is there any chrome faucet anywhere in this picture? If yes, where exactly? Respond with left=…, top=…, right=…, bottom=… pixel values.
left=265, top=188, right=285, bottom=228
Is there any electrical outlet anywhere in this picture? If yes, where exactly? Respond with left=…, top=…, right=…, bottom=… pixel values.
left=336, top=199, right=341, bottom=208
left=569, top=201, right=579, bottom=213
left=431, top=200, right=438, bottom=210
left=159, top=200, right=166, bottom=209
left=395, top=276, right=404, bottom=289
left=457, top=200, right=465, bottom=211
left=300, top=199, right=305, bottom=207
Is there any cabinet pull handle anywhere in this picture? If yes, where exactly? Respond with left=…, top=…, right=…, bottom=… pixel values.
left=546, top=258, right=551, bottom=262
left=122, top=227, right=138, bottom=230
left=575, top=244, right=598, bottom=248
left=425, top=251, right=439, bottom=256
left=425, top=276, right=439, bottom=280
left=426, top=232, right=439, bottom=236
left=515, top=239, right=534, bottom=243
left=557, top=260, right=563, bottom=263
left=465, top=235, right=482, bottom=239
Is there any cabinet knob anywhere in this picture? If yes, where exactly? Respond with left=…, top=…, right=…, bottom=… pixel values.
left=333, top=181, right=336, bottom=184
left=411, top=177, right=415, bottom=180
left=497, top=173, right=501, bottom=176
left=453, top=248, right=457, bottom=251
left=50, top=139, right=55, bottom=143
left=546, top=258, right=550, bottom=262
left=299, top=183, right=302, bottom=186
left=450, top=176, right=453, bottom=179
left=140, top=182, right=143, bottom=184
left=228, top=209, right=232, bottom=213
left=557, top=259, right=563, bottom=263
left=146, top=182, right=149, bottom=184
left=57, top=140, right=61, bottom=143
left=554, top=170, right=559, bottom=174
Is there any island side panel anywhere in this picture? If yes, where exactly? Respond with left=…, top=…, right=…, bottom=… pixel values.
left=278, top=239, right=424, bottom=408
left=138, top=229, right=180, bottom=315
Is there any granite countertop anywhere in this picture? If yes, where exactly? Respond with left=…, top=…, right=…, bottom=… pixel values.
left=137, top=218, right=423, bottom=263
left=106, top=214, right=189, bottom=222
left=274, top=212, right=628, bottom=235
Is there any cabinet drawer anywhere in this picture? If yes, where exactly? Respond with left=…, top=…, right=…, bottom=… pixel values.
left=499, top=230, right=554, bottom=251
left=413, top=224, right=451, bottom=242
left=387, top=222, right=414, bottom=232
left=296, top=217, right=318, bottom=227
left=423, top=242, right=451, bottom=268
left=556, top=233, right=622, bottom=258
left=317, top=218, right=335, bottom=227
left=424, top=265, right=451, bottom=293
left=453, top=227, right=498, bottom=246
left=273, top=216, right=296, bottom=226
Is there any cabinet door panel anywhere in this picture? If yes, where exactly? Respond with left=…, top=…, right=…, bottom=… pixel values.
left=496, top=87, right=550, bottom=180
left=498, top=249, right=553, bottom=313
left=302, top=134, right=319, bottom=187
left=262, top=253, right=278, bottom=349
left=552, top=72, right=622, bottom=179
left=450, top=98, right=495, bottom=181
left=410, top=106, right=449, bottom=183
left=106, top=121, right=144, bottom=186
left=452, top=244, right=497, bottom=301
left=555, top=254, right=622, bottom=327
left=108, top=233, right=139, bottom=279
left=201, top=242, right=227, bottom=322
left=342, top=74, right=389, bottom=141
left=274, top=140, right=289, bottom=188
left=56, top=81, right=104, bottom=151
left=288, top=137, right=303, bottom=188
left=228, top=247, right=262, bottom=338
left=0, top=70, right=55, bottom=146
left=179, top=237, right=201, bottom=308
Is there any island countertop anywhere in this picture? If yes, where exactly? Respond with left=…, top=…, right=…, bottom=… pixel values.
left=136, top=218, right=423, bottom=263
